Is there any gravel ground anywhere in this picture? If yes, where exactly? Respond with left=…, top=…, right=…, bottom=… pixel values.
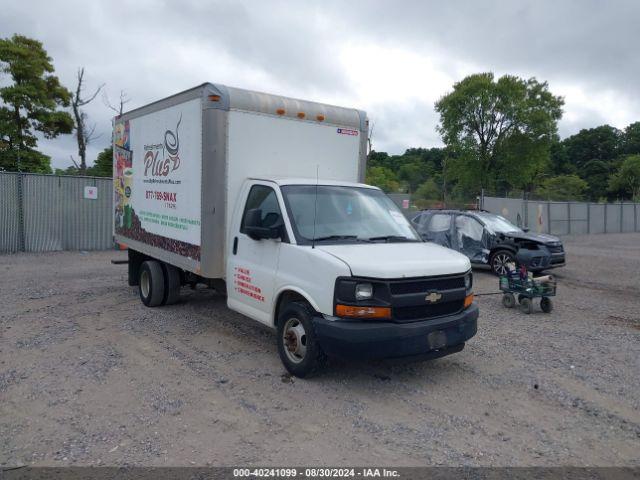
left=1, top=234, right=639, bottom=467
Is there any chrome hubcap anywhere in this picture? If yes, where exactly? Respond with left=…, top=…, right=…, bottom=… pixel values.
left=282, top=317, right=307, bottom=364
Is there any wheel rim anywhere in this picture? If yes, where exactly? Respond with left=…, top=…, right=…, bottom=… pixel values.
left=140, top=270, right=150, bottom=298
left=493, top=253, right=512, bottom=275
left=282, top=317, right=307, bottom=364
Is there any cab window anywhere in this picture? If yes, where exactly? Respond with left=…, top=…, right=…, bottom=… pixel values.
left=240, top=185, right=283, bottom=233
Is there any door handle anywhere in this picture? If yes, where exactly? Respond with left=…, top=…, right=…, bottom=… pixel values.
left=233, top=236, right=238, bottom=255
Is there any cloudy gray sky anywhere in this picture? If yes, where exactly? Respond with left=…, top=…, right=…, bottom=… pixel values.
left=3, top=0, right=639, bottom=169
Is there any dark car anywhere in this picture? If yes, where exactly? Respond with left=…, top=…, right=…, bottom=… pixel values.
left=411, top=210, right=566, bottom=275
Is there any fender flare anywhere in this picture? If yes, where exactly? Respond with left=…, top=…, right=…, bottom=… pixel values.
left=272, top=286, right=322, bottom=326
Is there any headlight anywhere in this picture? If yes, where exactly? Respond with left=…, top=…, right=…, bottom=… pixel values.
left=464, top=273, right=473, bottom=292
left=355, top=282, right=373, bottom=300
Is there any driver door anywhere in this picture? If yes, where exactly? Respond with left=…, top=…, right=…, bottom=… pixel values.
left=227, top=182, right=283, bottom=325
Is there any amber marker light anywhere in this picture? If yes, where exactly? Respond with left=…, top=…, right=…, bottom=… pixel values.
left=335, top=304, right=391, bottom=319
left=297, top=112, right=306, bottom=119
left=208, top=95, right=221, bottom=102
left=316, top=114, right=325, bottom=121
left=276, top=108, right=285, bottom=115
left=464, top=294, right=474, bottom=308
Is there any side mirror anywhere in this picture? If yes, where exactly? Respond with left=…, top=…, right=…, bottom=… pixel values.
left=244, top=208, right=282, bottom=240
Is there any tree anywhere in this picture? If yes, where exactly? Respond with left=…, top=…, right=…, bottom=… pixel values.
left=563, top=125, right=621, bottom=170
left=103, top=89, right=130, bottom=116
left=536, top=175, right=588, bottom=201
left=414, top=178, right=441, bottom=202
left=435, top=73, right=564, bottom=193
left=365, top=166, right=400, bottom=192
left=71, top=67, right=104, bottom=173
left=0, top=34, right=73, bottom=173
left=581, top=159, right=611, bottom=200
left=609, top=155, right=640, bottom=201
left=621, top=122, right=640, bottom=155
left=87, top=146, right=113, bottom=177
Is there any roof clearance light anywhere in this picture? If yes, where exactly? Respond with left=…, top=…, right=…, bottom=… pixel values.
left=316, top=114, right=325, bottom=121
left=297, top=112, right=306, bottom=119
left=208, top=95, right=221, bottom=102
left=276, top=108, right=285, bottom=115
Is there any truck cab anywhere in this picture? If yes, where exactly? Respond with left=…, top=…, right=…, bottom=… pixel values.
left=227, top=178, right=478, bottom=377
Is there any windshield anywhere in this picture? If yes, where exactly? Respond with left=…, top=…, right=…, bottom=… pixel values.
left=280, top=185, right=421, bottom=244
left=477, top=213, right=523, bottom=234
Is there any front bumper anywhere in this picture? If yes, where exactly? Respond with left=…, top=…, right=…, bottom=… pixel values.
left=312, top=304, right=478, bottom=360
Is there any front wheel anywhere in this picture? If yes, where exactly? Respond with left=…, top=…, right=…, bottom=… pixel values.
left=277, top=302, right=327, bottom=378
left=491, top=250, right=516, bottom=276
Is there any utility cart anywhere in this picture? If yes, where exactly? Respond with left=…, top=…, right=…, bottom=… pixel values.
left=499, top=275, right=556, bottom=314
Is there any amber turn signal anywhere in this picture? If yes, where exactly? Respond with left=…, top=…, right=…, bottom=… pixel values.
left=335, top=304, right=391, bottom=319
left=208, top=94, right=221, bottom=102
left=464, top=294, right=474, bottom=308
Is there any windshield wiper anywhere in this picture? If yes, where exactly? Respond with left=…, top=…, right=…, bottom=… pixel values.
left=367, top=235, right=418, bottom=242
left=313, top=235, right=371, bottom=242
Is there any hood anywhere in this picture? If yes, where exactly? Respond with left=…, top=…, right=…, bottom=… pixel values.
left=317, top=242, right=471, bottom=278
left=500, top=231, right=561, bottom=244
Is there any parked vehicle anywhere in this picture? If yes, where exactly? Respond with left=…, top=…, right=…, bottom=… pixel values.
left=113, top=83, right=478, bottom=377
left=411, top=210, right=566, bottom=276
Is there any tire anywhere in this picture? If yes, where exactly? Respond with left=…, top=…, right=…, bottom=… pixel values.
left=139, top=260, right=165, bottom=307
left=162, top=263, right=181, bottom=305
left=491, top=249, right=516, bottom=276
left=276, top=301, right=327, bottom=378
left=540, top=297, right=553, bottom=313
left=520, top=297, right=533, bottom=314
left=502, top=293, right=516, bottom=308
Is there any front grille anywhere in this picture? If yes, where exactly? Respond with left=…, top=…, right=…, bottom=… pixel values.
left=547, top=244, right=564, bottom=254
left=387, top=274, right=467, bottom=322
left=530, top=256, right=551, bottom=268
left=394, top=300, right=464, bottom=321
left=389, top=276, right=465, bottom=295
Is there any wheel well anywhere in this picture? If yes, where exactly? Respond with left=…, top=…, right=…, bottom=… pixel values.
left=490, top=246, right=517, bottom=260
left=274, top=290, right=312, bottom=327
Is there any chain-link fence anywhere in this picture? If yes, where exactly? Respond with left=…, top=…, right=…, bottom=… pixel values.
left=0, top=172, right=114, bottom=253
left=482, top=195, right=640, bottom=235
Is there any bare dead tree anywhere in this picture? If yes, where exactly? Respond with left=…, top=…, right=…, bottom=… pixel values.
left=71, top=67, right=104, bottom=173
left=103, top=89, right=131, bottom=116
left=367, top=121, right=375, bottom=160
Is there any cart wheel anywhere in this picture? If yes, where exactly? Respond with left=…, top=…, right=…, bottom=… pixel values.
left=540, top=297, right=553, bottom=313
left=520, top=297, right=533, bottom=314
left=502, top=293, right=516, bottom=308
left=518, top=294, right=526, bottom=304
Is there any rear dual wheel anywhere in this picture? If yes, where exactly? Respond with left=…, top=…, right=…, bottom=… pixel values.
left=139, top=260, right=181, bottom=307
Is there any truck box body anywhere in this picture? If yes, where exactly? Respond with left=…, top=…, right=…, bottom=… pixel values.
left=113, top=83, right=368, bottom=279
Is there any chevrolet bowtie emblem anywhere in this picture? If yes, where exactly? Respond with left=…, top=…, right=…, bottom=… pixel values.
left=425, top=292, right=442, bottom=303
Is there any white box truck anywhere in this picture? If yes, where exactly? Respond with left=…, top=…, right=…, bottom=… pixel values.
left=113, top=83, right=478, bottom=377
